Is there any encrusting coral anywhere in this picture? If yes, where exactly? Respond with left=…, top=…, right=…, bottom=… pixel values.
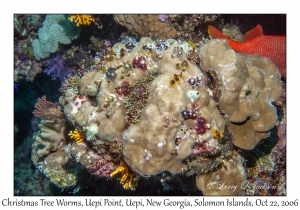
left=34, top=151, right=81, bottom=188
left=32, top=35, right=282, bottom=194
left=196, top=151, right=247, bottom=195
left=200, top=39, right=282, bottom=150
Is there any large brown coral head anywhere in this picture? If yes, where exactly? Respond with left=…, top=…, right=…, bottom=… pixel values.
left=199, top=39, right=282, bottom=150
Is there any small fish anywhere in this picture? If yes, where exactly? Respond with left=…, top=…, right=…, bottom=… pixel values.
left=208, top=24, right=286, bottom=78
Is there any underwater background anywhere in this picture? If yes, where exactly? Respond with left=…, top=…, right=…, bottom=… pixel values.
left=14, top=14, right=286, bottom=196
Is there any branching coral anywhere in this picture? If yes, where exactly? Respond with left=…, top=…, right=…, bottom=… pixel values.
left=68, top=15, right=95, bottom=27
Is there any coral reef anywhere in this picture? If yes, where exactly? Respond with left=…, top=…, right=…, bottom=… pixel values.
left=31, top=118, right=66, bottom=162
left=69, top=129, right=85, bottom=143
left=10, top=13, right=288, bottom=197
left=90, top=36, right=106, bottom=51
left=32, top=95, right=64, bottom=119
left=168, top=14, right=221, bottom=42
left=243, top=81, right=286, bottom=196
left=196, top=151, right=247, bottom=195
left=32, top=15, right=81, bottom=60
left=35, top=151, right=81, bottom=188
left=68, top=15, right=95, bottom=27
left=14, top=38, right=43, bottom=82
left=14, top=14, right=44, bottom=40
left=110, top=162, right=140, bottom=190
left=14, top=134, right=54, bottom=195
left=219, top=24, right=244, bottom=41
left=31, top=35, right=283, bottom=194
left=42, top=53, right=74, bottom=81
left=114, top=15, right=176, bottom=39
left=200, top=39, right=282, bottom=150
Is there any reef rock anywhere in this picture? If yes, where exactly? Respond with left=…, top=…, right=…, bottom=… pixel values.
left=114, top=14, right=176, bottom=39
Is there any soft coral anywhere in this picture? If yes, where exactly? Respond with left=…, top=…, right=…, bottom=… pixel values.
left=42, top=53, right=73, bottom=81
